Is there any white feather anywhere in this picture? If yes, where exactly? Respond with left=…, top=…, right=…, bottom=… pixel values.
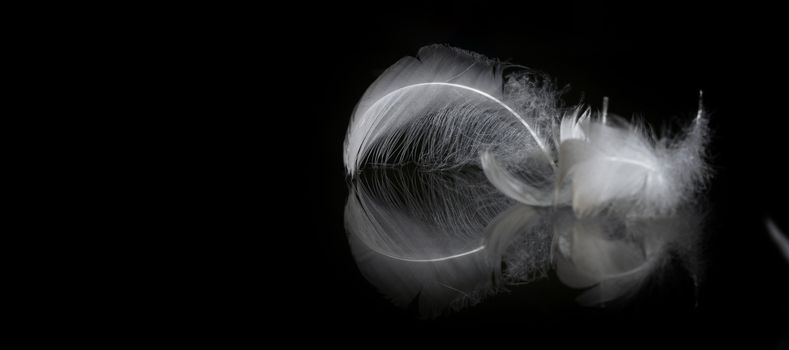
left=343, top=45, right=558, bottom=180
left=557, top=103, right=709, bottom=217
left=345, top=45, right=710, bottom=218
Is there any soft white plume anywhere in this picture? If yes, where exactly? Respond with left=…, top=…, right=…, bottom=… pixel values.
left=556, top=106, right=709, bottom=217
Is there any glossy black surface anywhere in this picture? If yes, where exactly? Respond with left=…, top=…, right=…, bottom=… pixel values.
left=294, top=4, right=788, bottom=347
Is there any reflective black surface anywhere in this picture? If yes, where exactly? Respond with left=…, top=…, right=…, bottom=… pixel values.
left=296, top=4, right=789, bottom=347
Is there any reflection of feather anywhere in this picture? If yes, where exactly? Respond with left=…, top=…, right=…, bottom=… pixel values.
left=345, top=169, right=555, bottom=317
left=485, top=204, right=553, bottom=283
left=345, top=169, right=703, bottom=311
left=347, top=168, right=510, bottom=260
left=345, top=218, right=497, bottom=318
left=553, top=209, right=701, bottom=305
left=344, top=169, right=511, bottom=318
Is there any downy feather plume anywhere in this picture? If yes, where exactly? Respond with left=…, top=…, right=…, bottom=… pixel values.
left=555, top=103, right=709, bottom=217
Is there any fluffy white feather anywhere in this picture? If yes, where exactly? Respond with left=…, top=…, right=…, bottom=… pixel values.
left=557, top=102, right=709, bottom=217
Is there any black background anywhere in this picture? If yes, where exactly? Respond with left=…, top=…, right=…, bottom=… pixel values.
left=278, top=3, right=788, bottom=347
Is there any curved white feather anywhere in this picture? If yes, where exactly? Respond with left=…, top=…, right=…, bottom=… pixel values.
left=343, top=45, right=556, bottom=175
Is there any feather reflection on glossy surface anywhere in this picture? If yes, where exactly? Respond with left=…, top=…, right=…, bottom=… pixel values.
left=345, top=169, right=703, bottom=315
left=342, top=44, right=711, bottom=317
left=344, top=169, right=516, bottom=317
